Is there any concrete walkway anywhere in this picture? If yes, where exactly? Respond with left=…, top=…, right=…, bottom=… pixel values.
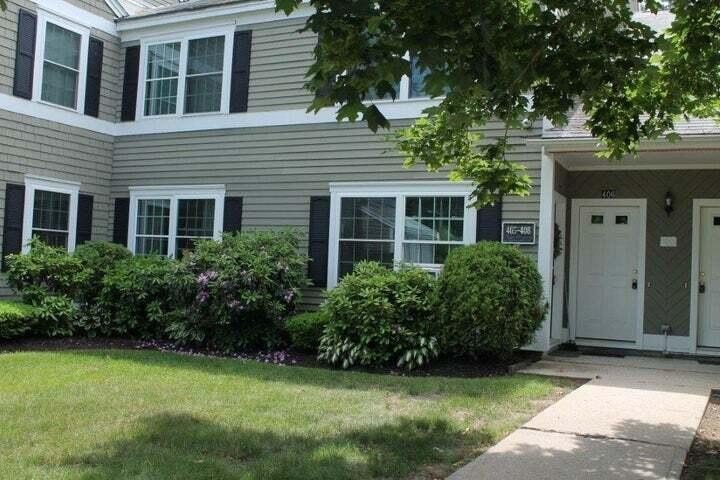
left=449, top=354, right=720, bottom=480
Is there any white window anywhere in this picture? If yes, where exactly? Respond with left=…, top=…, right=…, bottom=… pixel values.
left=33, top=11, right=89, bottom=112
left=328, top=182, right=477, bottom=287
left=128, top=186, right=225, bottom=257
left=22, top=176, right=80, bottom=253
left=138, top=28, right=233, bottom=118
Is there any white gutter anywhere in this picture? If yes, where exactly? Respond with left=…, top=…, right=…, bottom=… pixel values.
left=116, top=0, right=313, bottom=33
left=528, top=134, right=720, bottom=153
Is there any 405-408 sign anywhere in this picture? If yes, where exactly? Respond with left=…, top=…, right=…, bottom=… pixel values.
left=501, top=222, right=536, bottom=245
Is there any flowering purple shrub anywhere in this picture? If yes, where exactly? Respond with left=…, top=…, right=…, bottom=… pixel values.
left=166, top=230, right=308, bottom=351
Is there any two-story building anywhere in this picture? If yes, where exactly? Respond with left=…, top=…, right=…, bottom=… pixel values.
left=1, top=0, right=719, bottom=356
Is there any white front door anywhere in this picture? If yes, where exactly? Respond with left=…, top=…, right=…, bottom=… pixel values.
left=698, top=207, right=720, bottom=348
left=573, top=203, right=644, bottom=343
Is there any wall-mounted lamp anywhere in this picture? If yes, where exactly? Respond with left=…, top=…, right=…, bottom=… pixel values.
left=665, top=191, right=674, bottom=216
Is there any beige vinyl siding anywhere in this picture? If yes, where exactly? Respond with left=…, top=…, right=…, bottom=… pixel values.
left=247, top=18, right=317, bottom=112
left=112, top=120, right=542, bottom=305
left=0, top=109, right=114, bottom=297
left=0, top=0, right=122, bottom=122
left=65, top=0, right=117, bottom=20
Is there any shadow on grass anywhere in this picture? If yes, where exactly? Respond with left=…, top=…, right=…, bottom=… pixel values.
left=61, top=412, right=492, bottom=480
left=74, top=349, right=557, bottom=398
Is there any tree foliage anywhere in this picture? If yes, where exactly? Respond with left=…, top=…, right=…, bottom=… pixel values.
left=276, top=0, right=720, bottom=205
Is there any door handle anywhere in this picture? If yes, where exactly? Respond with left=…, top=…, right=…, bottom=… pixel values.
left=632, top=279, right=638, bottom=290
left=699, top=281, right=706, bottom=294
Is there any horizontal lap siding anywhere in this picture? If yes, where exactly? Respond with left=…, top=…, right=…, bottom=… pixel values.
left=112, top=121, right=542, bottom=306
left=0, top=0, right=122, bottom=122
left=65, top=0, right=117, bottom=20
left=247, top=19, right=317, bottom=112
left=0, top=109, right=114, bottom=297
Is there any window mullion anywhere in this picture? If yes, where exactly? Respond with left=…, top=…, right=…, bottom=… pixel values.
left=168, top=197, right=179, bottom=258
left=393, top=194, right=405, bottom=270
left=177, top=39, right=188, bottom=116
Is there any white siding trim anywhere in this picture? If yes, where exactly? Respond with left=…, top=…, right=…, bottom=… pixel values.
left=529, top=148, right=555, bottom=352
left=0, top=92, right=439, bottom=136
left=31, top=0, right=118, bottom=35
left=22, top=175, right=80, bottom=254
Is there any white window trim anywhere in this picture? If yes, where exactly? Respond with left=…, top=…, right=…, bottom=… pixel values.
left=22, top=175, right=80, bottom=254
left=136, top=26, right=235, bottom=120
left=127, top=185, right=226, bottom=257
left=32, top=9, right=90, bottom=114
left=327, top=181, right=477, bottom=288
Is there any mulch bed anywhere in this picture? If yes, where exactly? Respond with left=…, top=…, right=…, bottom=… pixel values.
left=682, top=390, right=720, bottom=480
left=0, top=337, right=541, bottom=378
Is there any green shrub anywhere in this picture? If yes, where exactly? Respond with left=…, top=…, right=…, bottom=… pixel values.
left=436, top=242, right=545, bottom=359
left=168, top=231, right=309, bottom=351
left=31, top=295, right=78, bottom=337
left=0, top=301, right=39, bottom=339
left=6, top=239, right=87, bottom=303
left=74, top=241, right=132, bottom=303
left=285, top=310, right=328, bottom=352
left=318, top=262, right=438, bottom=370
left=99, top=256, right=193, bottom=338
left=5, top=239, right=86, bottom=336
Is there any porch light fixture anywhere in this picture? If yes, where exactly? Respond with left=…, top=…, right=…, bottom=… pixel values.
left=665, top=191, right=674, bottom=216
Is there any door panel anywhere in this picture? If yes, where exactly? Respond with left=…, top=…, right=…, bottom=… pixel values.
left=575, top=205, right=641, bottom=342
left=698, top=207, right=720, bottom=348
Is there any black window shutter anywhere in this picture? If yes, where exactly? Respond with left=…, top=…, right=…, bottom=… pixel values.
left=476, top=201, right=502, bottom=242
left=229, top=30, right=252, bottom=113
left=112, top=198, right=130, bottom=246
left=308, top=196, right=330, bottom=288
left=76, top=194, right=94, bottom=246
left=223, top=197, right=243, bottom=233
left=2, top=184, right=26, bottom=272
left=121, top=46, right=140, bottom=121
left=13, top=9, right=37, bottom=100
left=84, top=38, right=104, bottom=117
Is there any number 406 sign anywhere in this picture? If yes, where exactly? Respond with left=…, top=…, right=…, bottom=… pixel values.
left=501, top=222, right=536, bottom=245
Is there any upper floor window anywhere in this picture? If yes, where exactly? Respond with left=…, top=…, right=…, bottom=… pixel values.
left=139, top=28, right=233, bottom=118
left=41, top=23, right=81, bottom=109
left=33, top=13, right=89, bottom=112
left=365, top=55, right=447, bottom=102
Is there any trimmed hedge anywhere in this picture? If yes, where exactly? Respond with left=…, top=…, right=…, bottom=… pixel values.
left=318, top=262, right=438, bottom=370
left=285, top=311, right=328, bottom=352
left=0, top=301, right=39, bottom=339
left=435, top=242, right=545, bottom=359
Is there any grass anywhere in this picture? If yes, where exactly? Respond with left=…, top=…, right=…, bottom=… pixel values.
left=0, top=349, right=575, bottom=479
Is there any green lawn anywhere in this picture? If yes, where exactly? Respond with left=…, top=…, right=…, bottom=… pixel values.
left=0, top=350, right=574, bottom=479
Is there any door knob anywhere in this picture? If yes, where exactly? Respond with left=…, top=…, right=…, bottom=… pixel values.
left=632, top=279, right=638, bottom=290
left=700, top=272, right=706, bottom=294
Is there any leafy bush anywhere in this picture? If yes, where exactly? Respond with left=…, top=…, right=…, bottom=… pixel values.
left=5, top=239, right=87, bottom=303
left=318, top=262, right=438, bottom=370
left=5, top=239, right=86, bottom=336
left=98, top=256, right=193, bottom=338
left=74, top=242, right=132, bottom=303
left=0, top=301, right=39, bottom=339
left=168, top=231, right=308, bottom=351
left=285, top=310, right=328, bottom=352
left=31, top=295, right=79, bottom=337
left=436, top=242, right=545, bottom=359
